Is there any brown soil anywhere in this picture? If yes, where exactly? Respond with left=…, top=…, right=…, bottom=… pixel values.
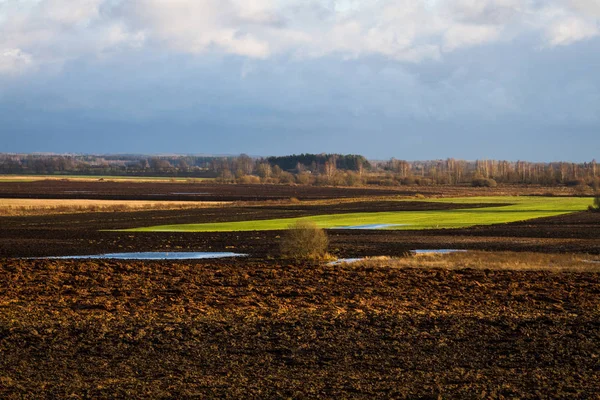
left=0, top=200, right=504, bottom=258
left=1, top=183, right=599, bottom=398
left=0, top=180, right=415, bottom=201
left=1, top=199, right=599, bottom=258
left=1, top=258, right=599, bottom=399
left=0, top=180, right=585, bottom=201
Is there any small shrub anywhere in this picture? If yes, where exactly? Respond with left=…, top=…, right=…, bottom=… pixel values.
left=414, top=178, right=433, bottom=186
left=344, top=171, right=363, bottom=187
left=472, top=178, right=497, bottom=188
left=280, top=220, right=329, bottom=260
left=401, top=176, right=416, bottom=185
left=296, top=172, right=313, bottom=185
left=279, top=172, right=295, bottom=184
left=238, top=175, right=261, bottom=184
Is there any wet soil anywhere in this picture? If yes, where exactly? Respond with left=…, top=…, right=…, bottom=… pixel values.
left=0, top=180, right=416, bottom=201
left=0, top=180, right=585, bottom=201
left=1, top=259, right=599, bottom=399
left=1, top=200, right=599, bottom=258
left=0, top=200, right=508, bottom=258
left=1, top=183, right=599, bottom=398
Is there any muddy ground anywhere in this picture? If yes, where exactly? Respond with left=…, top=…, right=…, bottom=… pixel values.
left=1, top=183, right=599, bottom=398
left=1, top=258, right=599, bottom=399
left=0, top=180, right=413, bottom=201
left=0, top=180, right=585, bottom=201
left=1, top=199, right=599, bottom=258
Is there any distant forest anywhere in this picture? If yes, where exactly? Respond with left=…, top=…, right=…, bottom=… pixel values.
left=0, top=153, right=598, bottom=189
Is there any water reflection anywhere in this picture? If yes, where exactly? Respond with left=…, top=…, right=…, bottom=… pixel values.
left=37, top=252, right=247, bottom=260
left=412, top=249, right=467, bottom=254
left=332, top=224, right=409, bottom=230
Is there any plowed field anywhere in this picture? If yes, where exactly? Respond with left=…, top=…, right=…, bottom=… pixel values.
left=1, top=198, right=599, bottom=258
left=1, top=182, right=599, bottom=398
left=0, top=180, right=411, bottom=201
left=0, top=180, right=585, bottom=201
left=1, top=259, right=599, bottom=399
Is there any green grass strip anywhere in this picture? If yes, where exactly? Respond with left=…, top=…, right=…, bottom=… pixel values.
left=122, top=196, right=593, bottom=232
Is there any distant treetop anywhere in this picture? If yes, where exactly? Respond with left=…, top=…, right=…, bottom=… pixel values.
left=266, top=153, right=370, bottom=172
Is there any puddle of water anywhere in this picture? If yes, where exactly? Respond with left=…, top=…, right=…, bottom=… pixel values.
left=34, top=252, right=247, bottom=260
left=411, top=249, right=467, bottom=254
left=333, top=224, right=409, bottom=230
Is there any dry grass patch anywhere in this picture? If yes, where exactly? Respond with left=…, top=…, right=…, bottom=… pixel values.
left=240, top=195, right=412, bottom=208
left=341, top=251, right=600, bottom=272
left=0, top=199, right=229, bottom=216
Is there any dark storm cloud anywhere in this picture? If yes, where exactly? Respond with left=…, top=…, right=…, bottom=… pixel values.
left=0, top=1, right=598, bottom=160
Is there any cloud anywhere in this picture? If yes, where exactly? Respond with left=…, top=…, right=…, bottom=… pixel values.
left=112, top=0, right=273, bottom=58
left=443, top=24, right=501, bottom=51
left=0, top=0, right=142, bottom=72
left=0, top=0, right=598, bottom=74
left=37, top=0, right=102, bottom=26
left=569, top=0, right=600, bottom=17
left=446, top=0, right=522, bottom=25
left=0, top=48, right=33, bottom=74
left=534, top=1, right=600, bottom=47
left=546, top=16, right=598, bottom=46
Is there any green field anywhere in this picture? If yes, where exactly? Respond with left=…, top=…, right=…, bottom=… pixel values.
left=123, top=196, right=593, bottom=232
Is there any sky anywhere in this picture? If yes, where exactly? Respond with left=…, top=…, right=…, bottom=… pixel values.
left=0, top=0, right=599, bottom=161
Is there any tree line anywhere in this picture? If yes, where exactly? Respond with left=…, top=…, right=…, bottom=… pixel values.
left=0, top=153, right=598, bottom=188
